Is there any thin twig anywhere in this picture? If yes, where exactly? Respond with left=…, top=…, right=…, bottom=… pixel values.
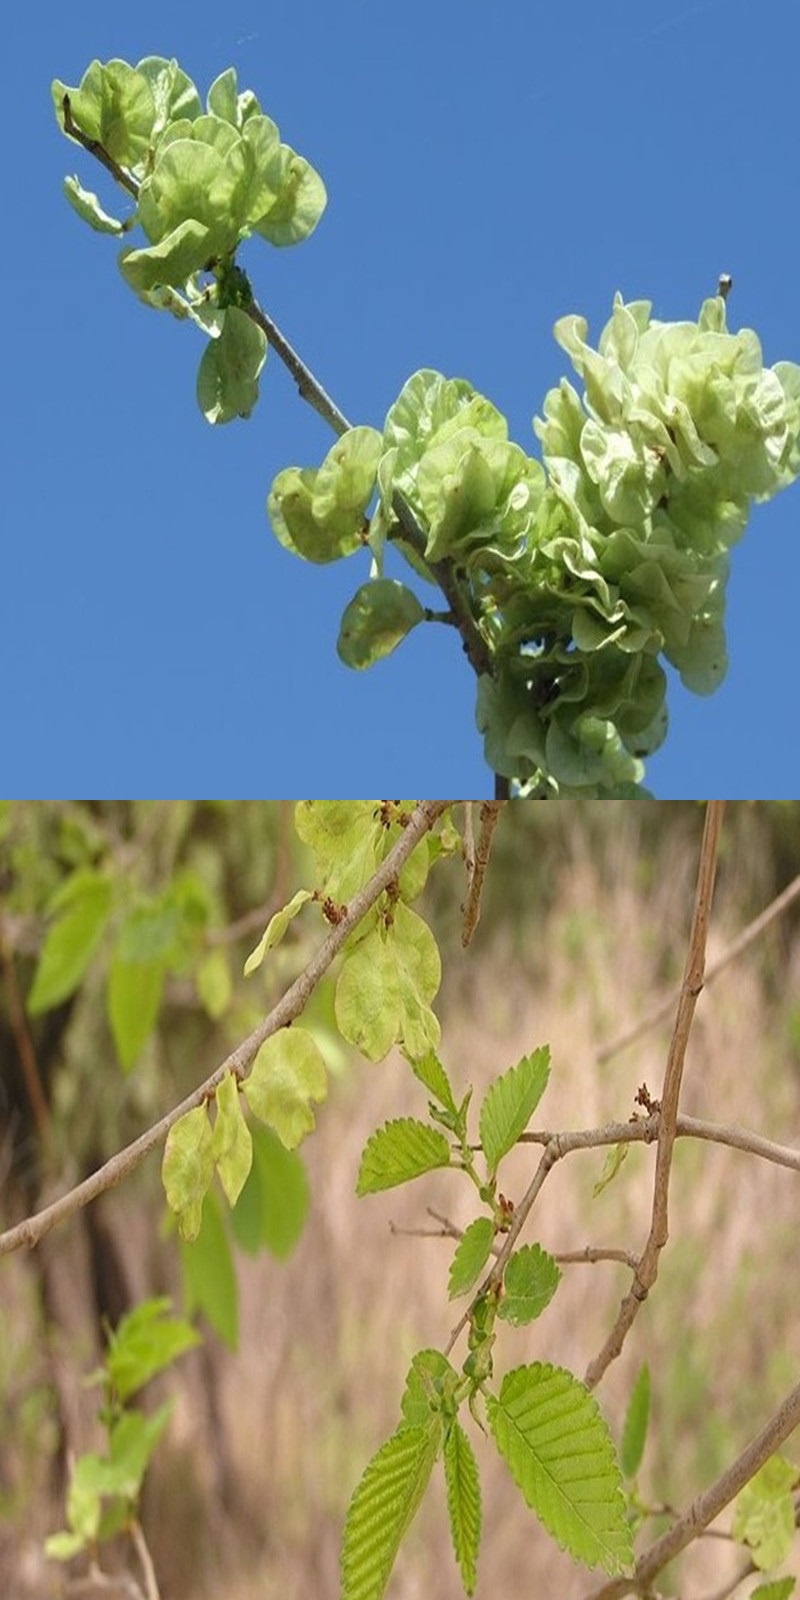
left=0, top=802, right=450, bottom=1258
left=555, top=1247, right=639, bottom=1270
left=520, top=1112, right=800, bottom=1175
left=582, top=1372, right=800, bottom=1599
left=596, top=868, right=800, bottom=1065
left=0, top=910, right=54, bottom=1161
left=461, top=802, right=505, bottom=946
left=61, top=95, right=140, bottom=200
left=247, top=296, right=353, bottom=435
left=130, top=1520, right=161, bottom=1600
left=584, top=801, right=725, bottom=1389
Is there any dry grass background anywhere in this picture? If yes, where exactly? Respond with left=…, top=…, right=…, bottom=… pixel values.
left=5, top=804, right=800, bottom=1599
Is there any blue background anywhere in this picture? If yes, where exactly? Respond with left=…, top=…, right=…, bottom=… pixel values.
left=6, top=0, right=798, bottom=797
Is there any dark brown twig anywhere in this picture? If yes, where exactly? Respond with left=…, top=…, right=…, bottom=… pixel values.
left=461, top=801, right=505, bottom=946
left=61, top=95, right=140, bottom=200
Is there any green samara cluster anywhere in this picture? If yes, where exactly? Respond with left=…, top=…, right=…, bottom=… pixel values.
left=52, top=57, right=325, bottom=423
left=53, top=61, right=800, bottom=794
left=271, top=296, right=800, bottom=795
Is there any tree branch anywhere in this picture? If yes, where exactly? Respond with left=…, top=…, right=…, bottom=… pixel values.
left=461, top=801, right=505, bottom=946
left=0, top=801, right=450, bottom=1258
left=61, top=95, right=140, bottom=200
left=582, top=1373, right=800, bottom=1599
left=596, top=867, right=800, bottom=1066
left=584, top=801, right=725, bottom=1388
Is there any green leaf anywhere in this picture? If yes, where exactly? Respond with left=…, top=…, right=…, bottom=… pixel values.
left=750, top=1581, right=796, bottom=1600
left=400, top=1349, right=459, bottom=1428
left=444, top=1421, right=482, bottom=1594
left=487, top=1363, right=634, bottom=1575
left=63, top=175, right=125, bottom=234
left=407, top=1047, right=459, bottom=1116
left=335, top=902, right=441, bottom=1063
left=107, top=1402, right=174, bottom=1495
left=107, top=951, right=164, bottom=1071
left=479, top=1046, right=551, bottom=1176
left=231, top=1123, right=309, bottom=1259
left=244, top=888, right=313, bottom=975
left=497, top=1243, right=561, bottom=1326
left=593, top=1141, right=630, bottom=1198
left=243, top=1027, right=328, bottom=1149
left=733, top=1454, right=797, bottom=1571
left=106, top=1298, right=200, bottom=1402
left=356, top=1118, right=451, bottom=1196
left=115, top=896, right=181, bottom=962
left=212, top=1071, right=253, bottom=1205
left=196, top=947, right=233, bottom=1019
left=180, top=1189, right=238, bottom=1349
left=45, top=1530, right=87, bottom=1561
left=197, top=306, right=267, bottom=423
left=162, top=1105, right=215, bottom=1241
left=620, top=1363, right=650, bottom=1479
left=27, top=869, right=113, bottom=1013
left=448, top=1218, right=495, bottom=1299
left=341, top=1423, right=439, bottom=1600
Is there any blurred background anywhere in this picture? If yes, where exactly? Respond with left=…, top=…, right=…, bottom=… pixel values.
left=2, top=801, right=800, bottom=1597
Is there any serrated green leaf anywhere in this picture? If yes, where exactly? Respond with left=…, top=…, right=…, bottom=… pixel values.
left=620, top=1363, right=650, bottom=1479
left=341, top=1423, right=438, bottom=1600
left=407, top=1048, right=458, bottom=1116
left=448, top=1218, right=495, bottom=1299
left=243, top=1027, right=327, bottom=1149
left=750, top=1580, right=796, bottom=1600
left=63, top=175, right=125, bottom=233
left=27, top=870, right=113, bottom=1014
left=196, top=947, right=233, bottom=1019
left=162, top=1105, right=215, bottom=1241
left=356, top=1118, right=450, bottom=1196
left=197, top=306, right=267, bottom=423
left=400, top=1349, right=459, bottom=1428
left=338, top=580, right=424, bottom=670
left=444, top=1421, right=482, bottom=1594
left=180, top=1189, right=238, bottom=1349
left=212, top=1071, right=252, bottom=1205
left=231, top=1123, right=309, bottom=1259
left=107, top=951, right=164, bottom=1071
left=733, top=1454, right=797, bottom=1571
left=244, top=888, right=313, bottom=975
left=497, top=1243, right=561, bottom=1326
left=106, top=1298, right=200, bottom=1402
left=479, top=1046, right=550, bottom=1176
left=593, top=1141, right=630, bottom=1198
left=487, top=1363, right=633, bottom=1575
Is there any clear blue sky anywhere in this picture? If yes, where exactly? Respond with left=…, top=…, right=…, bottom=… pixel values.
left=6, top=0, right=799, bottom=798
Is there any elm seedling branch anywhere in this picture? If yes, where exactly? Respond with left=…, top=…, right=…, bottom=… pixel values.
left=53, top=57, right=800, bottom=797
